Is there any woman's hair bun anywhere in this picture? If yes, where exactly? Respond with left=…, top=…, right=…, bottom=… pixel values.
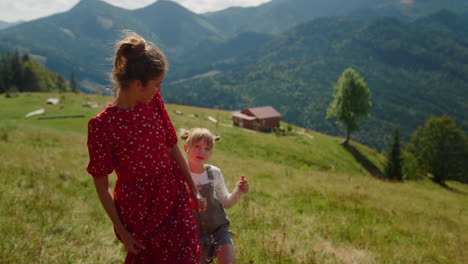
left=111, top=31, right=167, bottom=98
left=119, top=37, right=146, bottom=60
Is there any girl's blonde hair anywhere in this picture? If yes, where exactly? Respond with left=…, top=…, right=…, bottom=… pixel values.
left=181, top=128, right=220, bottom=149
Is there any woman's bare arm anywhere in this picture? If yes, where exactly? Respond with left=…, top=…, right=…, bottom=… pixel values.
left=93, top=176, right=145, bottom=254
left=168, top=144, right=206, bottom=212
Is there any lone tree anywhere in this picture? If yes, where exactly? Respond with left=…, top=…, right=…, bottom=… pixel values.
left=384, top=126, right=403, bottom=181
left=406, top=115, right=468, bottom=185
left=326, top=68, right=372, bottom=145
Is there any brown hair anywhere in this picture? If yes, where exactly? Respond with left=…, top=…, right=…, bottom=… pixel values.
left=111, top=31, right=168, bottom=97
left=181, top=128, right=220, bottom=149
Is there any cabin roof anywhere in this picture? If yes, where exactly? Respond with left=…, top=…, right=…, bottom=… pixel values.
left=243, top=106, right=281, bottom=119
left=232, top=111, right=257, bottom=120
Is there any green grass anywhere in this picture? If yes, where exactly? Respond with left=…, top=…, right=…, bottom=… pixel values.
left=0, top=92, right=467, bottom=263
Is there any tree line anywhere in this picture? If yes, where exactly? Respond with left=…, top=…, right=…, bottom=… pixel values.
left=327, top=68, right=468, bottom=185
left=0, top=49, right=78, bottom=94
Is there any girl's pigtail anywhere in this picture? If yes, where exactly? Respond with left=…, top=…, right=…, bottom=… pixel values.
left=181, top=130, right=190, bottom=141
left=214, top=136, right=221, bottom=142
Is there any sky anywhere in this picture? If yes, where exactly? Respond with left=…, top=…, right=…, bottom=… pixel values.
left=0, top=0, right=272, bottom=23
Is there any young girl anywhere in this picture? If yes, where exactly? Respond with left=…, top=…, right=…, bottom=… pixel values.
left=86, top=32, right=204, bottom=264
left=182, top=128, right=249, bottom=264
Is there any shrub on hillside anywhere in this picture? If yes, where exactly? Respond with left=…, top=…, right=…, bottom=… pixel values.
left=406, top=115, right=468, bottom=184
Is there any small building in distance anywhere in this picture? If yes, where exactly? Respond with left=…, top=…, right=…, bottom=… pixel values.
left=232, top=106, right=281, bottom=132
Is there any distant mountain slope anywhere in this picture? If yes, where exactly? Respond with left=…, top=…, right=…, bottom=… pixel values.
left=0, top=21, right=23, bottom=30
left=1, top=0, right=468, bottom=90
left=414, top=9, right=468, bottom=41
left=204, top=0, right=468, bottom=34
left=0, top=0, right=155, bottom=90
left=353, top=0, right=468, bottom=21
left=0, top=0, right=222, bottom=89
left=203, top=0, right=386, bottom=34
left=165, top=13, right=468, bottom=149
left=0, top=21, right=13, bottom=30
left=171, top=31, right=275, bottom=80
left=132, top=0, right=221, bottom=57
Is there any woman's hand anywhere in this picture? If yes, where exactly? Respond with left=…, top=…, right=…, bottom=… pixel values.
left=119, top=229, right=146, bottom=255
left=238, top=176, right=249, bottom=193
left=92, top=177, right=145, bottom=255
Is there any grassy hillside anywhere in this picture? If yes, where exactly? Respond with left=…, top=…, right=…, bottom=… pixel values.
left=0, top=93, right=467, bottom=263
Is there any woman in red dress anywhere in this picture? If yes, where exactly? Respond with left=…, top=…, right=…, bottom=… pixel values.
left=86, top=32, right=205, bottom=263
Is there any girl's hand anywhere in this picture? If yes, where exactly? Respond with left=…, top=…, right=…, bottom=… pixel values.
left=238, top=176, right=249, bottom=193
left=119, top=229, right=146, bottom=255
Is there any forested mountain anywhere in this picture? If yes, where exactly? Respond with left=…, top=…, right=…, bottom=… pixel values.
left=351, top=0, right=468, bottom=21
left=0, top=21, right=22, bottom=30
left=2, top=0, right=467, bottom=89
left=132, top=0, right=221, bottom=57
left=203, top=0, right=387, bottom=34
left=0, top=0, right=155, bottom=92
left=203, top=0, right=468, bottom=34
left=0, top=0, right=223, bottom=91
left=164, top=12, right=468, bottom=149
left=0, top=21, right=13, bottom=30
left=170, top=31, right=275, bottom=80
left=414, top=9, right=468, bottom=40
left=1, top=0, right=467, bottom=148
left=1, top=0, right=467, bottom=88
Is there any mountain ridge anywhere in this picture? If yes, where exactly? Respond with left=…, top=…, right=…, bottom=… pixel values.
left=0, top=0, right=467, bottom=148
left=133, top=0, right=221, bottom=56
left=164, top=13, right=468, bottom=149
left=0, top=0, right=199, bottom=88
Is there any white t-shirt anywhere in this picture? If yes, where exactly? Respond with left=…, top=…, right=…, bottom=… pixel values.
left=190, top=165, right=242, bottom=209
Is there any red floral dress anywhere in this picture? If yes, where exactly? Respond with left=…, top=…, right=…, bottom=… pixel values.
left=87, top=94, right=199, bottom=263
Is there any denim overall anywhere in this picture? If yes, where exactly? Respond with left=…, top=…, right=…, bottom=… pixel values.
left=195, top=165, right=231, bottom=264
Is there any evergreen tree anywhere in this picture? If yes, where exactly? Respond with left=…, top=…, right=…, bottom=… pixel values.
left=22, top=66, right=40, bottom=92
left=1, top=52, right=13, bottom=93
left=22, top=53, right=30, bottom=62
left=11, top=49, right=24, bottom=92
left=56, top=74, right=68, bottom=92
left=0, top=58, right=5, bottom=93
left=0, top=75, right=5, bottom=93
left=326, top=68, right=372, bottom=145
left=1, top=51, right=70, bottom=93
left=384, top=126, right=403, bottom=181
left=70, top=72, right=78, bottom=93
left=406, top=115, right=468, bottom=184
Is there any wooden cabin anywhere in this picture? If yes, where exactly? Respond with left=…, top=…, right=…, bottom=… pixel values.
left=232, top=106, right=281, bottom=132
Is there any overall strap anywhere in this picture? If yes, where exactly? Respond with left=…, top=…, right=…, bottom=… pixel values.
left=204, top=165, right=214, bottom=180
